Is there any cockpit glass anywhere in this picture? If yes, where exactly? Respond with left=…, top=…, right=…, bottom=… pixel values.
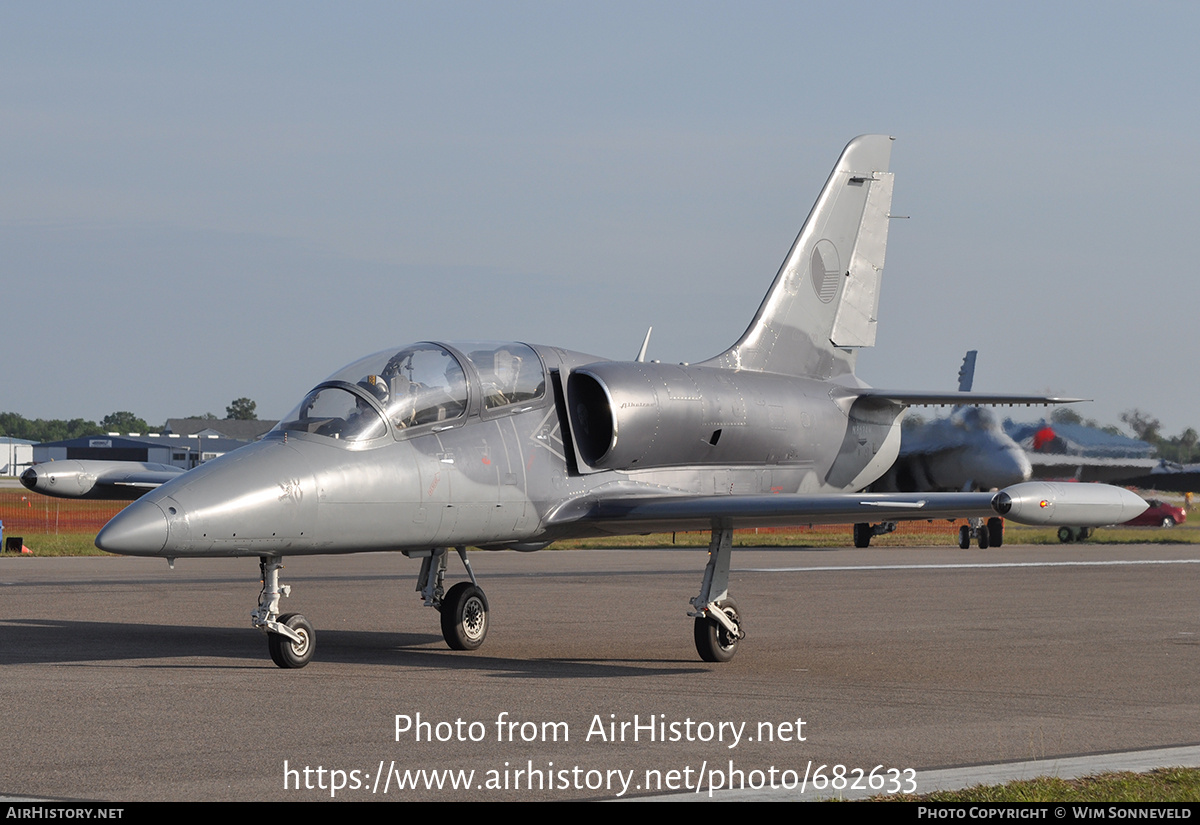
left=276, top=386, right=387, bottom=442
left=458, top=342, right=545, bottom=410
left=274, top=342, right=539, bottom=443
left=317, top=344, right=469, bottom=434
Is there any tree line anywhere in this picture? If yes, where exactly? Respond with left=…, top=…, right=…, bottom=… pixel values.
left=0, top=399, right=259, bottom=443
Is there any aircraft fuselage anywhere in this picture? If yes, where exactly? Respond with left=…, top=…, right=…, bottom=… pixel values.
left=97, top=342, right=904, bottom=559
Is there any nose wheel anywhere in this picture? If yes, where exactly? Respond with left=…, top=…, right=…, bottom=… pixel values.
left=268, top=612, right=315, bottom=668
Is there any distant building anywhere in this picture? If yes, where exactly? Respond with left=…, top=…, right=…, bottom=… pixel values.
left=163, top=418, right=278, bottom=441
left=1003, top=419, right=1158, bottom=484
left=1004, top=420, right=1154, bottom=460
left=2, top=437, right=35, bottom=475
left=33, top=433, right=248, bottom=469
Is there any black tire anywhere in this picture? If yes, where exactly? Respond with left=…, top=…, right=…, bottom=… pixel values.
left=694, top=598, right=741, bottom=663
left=977, top=525, right=989, bottom=550
left=987, top=517, right=1004, bottom=548
left=853, top=523, right=871, bottom=548
left=958, top=525, right=971, bottom=550
left=1057, top=526, right=1074, bottom=544
left=1162, top=517, right=1176, bottom=528
left=268, top=613, right=315, bottom=669
left=440, top=582, right=489, bottom=650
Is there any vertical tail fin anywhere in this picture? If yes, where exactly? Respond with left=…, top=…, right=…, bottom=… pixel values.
left=702, top=135, right=894, bottom=379
left=957, top=350, right=978, bottom=393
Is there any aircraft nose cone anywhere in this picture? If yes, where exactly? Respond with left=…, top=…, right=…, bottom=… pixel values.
left=974, top=441, right=1033, bottom=490
left=995, top=444, right=1033, bottom=487
left=96, top=500, right=169, bottom=556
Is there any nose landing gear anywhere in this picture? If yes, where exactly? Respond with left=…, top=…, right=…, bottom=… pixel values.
left=253, top=556, right=315, bottom=669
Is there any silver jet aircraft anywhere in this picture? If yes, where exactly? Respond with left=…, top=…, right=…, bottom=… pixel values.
left=95, top=135, right=1146, bottom=668
left=21, top=461, right=184, bottom=500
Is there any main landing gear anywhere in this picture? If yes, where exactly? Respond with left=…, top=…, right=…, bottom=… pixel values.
left=958, top=517, right=1004, bottom=549
left=413, top=547, right=490, bottom=651
left=852, top=521, right=897, bottom=548
left=689, top=525, right=746, bottom=662
left=253, top=556, right=316, bottom=669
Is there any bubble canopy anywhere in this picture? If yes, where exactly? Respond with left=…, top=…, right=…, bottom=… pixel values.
left=274, top=342, right=544, bottom=443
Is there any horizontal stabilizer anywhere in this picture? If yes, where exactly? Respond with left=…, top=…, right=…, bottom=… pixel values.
left=850, top=389, right=1087, bottom=408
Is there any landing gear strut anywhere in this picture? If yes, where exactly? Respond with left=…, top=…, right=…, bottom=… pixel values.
left=689, top=525, right=745, bottom=662
left=253, top=555, right=315, bottom=669
left=413, top=547, right=490, bottom=651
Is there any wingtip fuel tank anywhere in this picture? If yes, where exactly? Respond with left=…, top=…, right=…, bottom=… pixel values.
left=993, top=482, right=1148, bottom=527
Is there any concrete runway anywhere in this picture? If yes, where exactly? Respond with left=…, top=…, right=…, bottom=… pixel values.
left=2, top=543, right=1199, bottom=801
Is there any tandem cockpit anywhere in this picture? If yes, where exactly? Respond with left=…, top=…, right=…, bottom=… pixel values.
left=274, top=341, right=548, bottom=444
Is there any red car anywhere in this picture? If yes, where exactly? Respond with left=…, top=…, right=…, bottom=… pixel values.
left=1123, top=498, right=1187, bottom=527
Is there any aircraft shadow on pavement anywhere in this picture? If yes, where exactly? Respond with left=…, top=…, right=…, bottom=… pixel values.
left=0, top=619, right=705, bottom=677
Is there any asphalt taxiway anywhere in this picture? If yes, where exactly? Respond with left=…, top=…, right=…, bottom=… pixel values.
left=2, top=543, right=1198, bottom=801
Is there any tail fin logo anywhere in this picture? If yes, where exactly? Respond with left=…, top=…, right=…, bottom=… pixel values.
left=811, top=239, right=841, bottom=303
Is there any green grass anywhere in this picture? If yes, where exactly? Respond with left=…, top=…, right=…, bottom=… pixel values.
left=0, top=532, right=108, bottom=556
left=874, top=767, right=1200, bottom=802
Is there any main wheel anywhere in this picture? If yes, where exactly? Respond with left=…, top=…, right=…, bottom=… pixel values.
left=268, top=613, right=315, bottom=669
left=958, top=525, right=971, bottom=549
left=694, top=598, right=741, bottom=663
left=1057, top=526, right=1074, bottom=543
left=977, top=525, right=989, bottom=549
left=987, top=517, right=1004, bottom=548
left=853, top=523, right=871, bottom=548
left=440, top=582, right=489, bottom=650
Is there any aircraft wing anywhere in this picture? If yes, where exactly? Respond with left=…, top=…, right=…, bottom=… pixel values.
left=851, top=389, right=1087, bottom=408
left=549, top=482, right=1145, bottom=534
left=20, top=460, right=186, bottom=500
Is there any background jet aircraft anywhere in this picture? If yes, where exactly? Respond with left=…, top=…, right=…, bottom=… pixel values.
left=861, top=351, right=1034, bottom=548
left=20, top=460, right=184, bottom=500
left=93, top=135, right=1146, bottom=668
left=877, top=351, right=1032, bottom=493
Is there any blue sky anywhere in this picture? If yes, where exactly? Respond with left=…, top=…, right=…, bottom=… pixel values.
left=4, top=2, right=1198, bottom=436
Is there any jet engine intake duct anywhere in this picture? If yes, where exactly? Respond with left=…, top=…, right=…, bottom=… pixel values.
left=568, top=362, right=705, bottom=470
left=567, top=369, right=618, bottom=467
